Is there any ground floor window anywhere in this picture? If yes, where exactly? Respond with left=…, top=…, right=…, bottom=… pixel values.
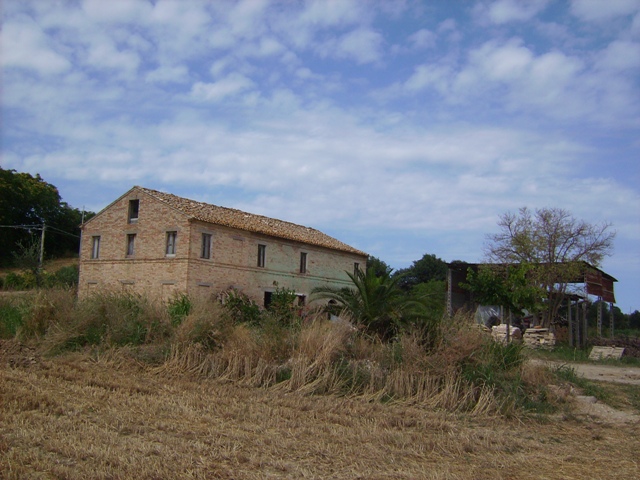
left=126, top=234, right=136, bottom=257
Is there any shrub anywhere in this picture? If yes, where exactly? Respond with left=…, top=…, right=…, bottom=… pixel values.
left=50, top=292, right=171, bottom=352
left=0, top=298, right=23, bottom=338
left=221, top=288, right=262, bottom=325
left=4, top=272, right=26, bottom=290
left=51, top=265, right=79, bottom=288
left=168, top=293, right=192, bottom=327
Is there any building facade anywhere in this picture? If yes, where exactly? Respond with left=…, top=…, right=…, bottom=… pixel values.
left=78, top=187, right=368, bottom=306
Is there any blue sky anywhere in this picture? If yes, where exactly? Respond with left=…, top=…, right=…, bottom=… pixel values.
left=2, top=0, right=639, bottom=313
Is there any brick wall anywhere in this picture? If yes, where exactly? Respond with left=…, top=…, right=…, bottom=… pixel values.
left=79, top=188, right=367, bottom=306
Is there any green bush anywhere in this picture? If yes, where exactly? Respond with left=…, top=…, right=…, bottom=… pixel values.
left=222, top=288, right=262, bottom=325
left=51, top=265, right=79, bottom=288
left=0, top=299, right=23, bottom=338
left=167, top=293, right=192, bottom=326
left=4, top=272, right=26, bottom=290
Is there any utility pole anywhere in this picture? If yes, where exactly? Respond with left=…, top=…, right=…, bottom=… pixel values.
left=39, top=223, right=46, bottom=275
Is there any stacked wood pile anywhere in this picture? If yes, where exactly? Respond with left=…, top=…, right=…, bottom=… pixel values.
left=491, top=324, right=522, bottom=343
left=523, top=328, right=556, bottom=349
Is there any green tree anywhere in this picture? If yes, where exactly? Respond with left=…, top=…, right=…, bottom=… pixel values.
left=311, top=268, right=421, bottom=339
left=463, top=263, right=541, bottom=317
left=0, top=168, right=92, bottom=264
left=367, top=255, right=393, bottom=277
left=484, top=207, right=615, bottom=327
left=394, top=253, right=448, bottom=291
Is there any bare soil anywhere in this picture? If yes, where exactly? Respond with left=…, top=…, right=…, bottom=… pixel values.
left=1, top=343, right=638, bottom=479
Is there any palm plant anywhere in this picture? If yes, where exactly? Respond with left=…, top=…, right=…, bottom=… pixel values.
left=311, top=268, right=424, bottom=339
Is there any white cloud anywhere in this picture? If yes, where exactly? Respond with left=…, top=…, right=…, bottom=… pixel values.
left=318, top=28, right=384, bottom=64
left=595, top=40, right=640, bottom=71
left=571, top=0, right=640, bottom=21
left=190, top=73, right=255, bottom=101
left=82, top=0, right=153, bottom=23
left=484, top=0, right=551, bottom=24
left=408, top=29, right=436, bottom=49
left=145, top=65, right=189, bottom=83
left=1, top=20, right=71, bottom=75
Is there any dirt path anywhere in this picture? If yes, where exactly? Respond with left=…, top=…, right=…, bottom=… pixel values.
left=534, top=359, right=640, bottom=385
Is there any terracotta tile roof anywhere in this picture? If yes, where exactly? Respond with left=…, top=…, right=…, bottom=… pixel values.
left=138, top=187, right=367, bottom=256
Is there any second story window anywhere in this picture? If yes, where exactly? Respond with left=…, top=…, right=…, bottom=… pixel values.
left=257, top=244, right=266, bottom=268
left=354, top=262, right=360, bottom=276
left=91, top=236, right=100, bottom=259
left=300, top=252, right=307, bottom=273
left=166, top=231, right=177, bottom=255
left=128, top=199, right=139, bottom=223
left=126, top=233, right=136, bottom=257
left=201, top=233, right=212, bottom=259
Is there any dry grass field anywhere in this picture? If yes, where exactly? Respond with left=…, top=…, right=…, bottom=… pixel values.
left=1, top=344, right=638, bottom=480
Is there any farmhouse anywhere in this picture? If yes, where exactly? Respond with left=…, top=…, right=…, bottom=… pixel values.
left=78, top=186, right=368, bottom=307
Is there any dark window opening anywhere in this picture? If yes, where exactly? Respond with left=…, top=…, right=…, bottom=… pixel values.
left=354, top=262, right=360, bottom=276
left=257, top=244, right=266, bottom=267
left=128, top=199, right=139, bottom=223
left=264, top=291, right=272, bottom=308
left=201, top=233, right=212, bottom=259
left=300, top=252, right=307, bottom=273
left=126, top=233, right=136, bottom=256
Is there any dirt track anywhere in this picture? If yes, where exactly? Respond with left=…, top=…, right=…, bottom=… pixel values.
left=534, top=360, right=640, bottom=385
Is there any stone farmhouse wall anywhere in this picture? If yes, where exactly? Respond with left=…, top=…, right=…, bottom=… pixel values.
left=79, top=189, right=367, bottom=306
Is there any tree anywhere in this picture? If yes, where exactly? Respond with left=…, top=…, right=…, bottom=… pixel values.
left=394, top=253, right=448, bottom=291
left=463, top=263, right=541, bottom=317
left=367, top=255, right=393, bottom=277
left=0, top=168, right=92, bottom=264
left=311, top=268, right=422, bottom=339
left=484, top=207, right=615, bottom=327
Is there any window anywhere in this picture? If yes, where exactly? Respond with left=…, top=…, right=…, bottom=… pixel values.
left=201, top=233, right=212, bottom=259
left=126, top=234, right=136, bottom=256
left=300, top=252, right=307, bottom=274
left=165, top=231, right=177, bottom=255
left=257, top=244, right=266, bottom=267
left=128, top=199, right=139, bottom=223
left=91, top=236, right=100, bottom=259
left=354, top=262, right=360, bottom=276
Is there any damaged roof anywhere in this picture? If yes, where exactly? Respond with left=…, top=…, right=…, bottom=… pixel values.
left=137, top=187, right=367, bottom=256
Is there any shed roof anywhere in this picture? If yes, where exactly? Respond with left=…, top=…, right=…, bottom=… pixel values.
left=136, top=187, right=367, bottom=256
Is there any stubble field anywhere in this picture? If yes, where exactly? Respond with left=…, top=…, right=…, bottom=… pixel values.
left=1, top=347, right=638, bottom=480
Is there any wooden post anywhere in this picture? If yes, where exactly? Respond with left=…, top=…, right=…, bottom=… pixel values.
left=582, top=300, right=588, bottom=348
left=609, top=302, right=614, bottom=338
left=507, top=308, right=511, bottom=343
left=597, top=298, right=602, bottom=337
left=568, top=299, right=573, bottom=347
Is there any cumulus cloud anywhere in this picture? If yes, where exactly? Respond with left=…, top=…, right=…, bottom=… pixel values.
left=481, top=0, right=551, bottom=24
left=570, top=0, right=640, bottom=21
left=190, top=73, right=255, bottom=101
left=1, top=20, right=71, bottom=75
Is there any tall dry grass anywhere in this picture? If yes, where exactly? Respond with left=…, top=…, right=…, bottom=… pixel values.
left=0, top=289, right=552, bottom=414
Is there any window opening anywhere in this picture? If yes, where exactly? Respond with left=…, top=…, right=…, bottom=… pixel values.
left=300, top=252, right=307, bottom=274
left=354, top=262, right=360, bottom=276
left=257, top=244, right=266, bottom=267
left=201, top=233, right=212, bottom=259
left=126, top=234, right=136, bottom=257
left=166, top=231, right=177, bottom=255
left=128, top=199, right=139, bottom=223
left=264, top=291, right=272, bottom=308
left=91, top=236, right=100, bottom=259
